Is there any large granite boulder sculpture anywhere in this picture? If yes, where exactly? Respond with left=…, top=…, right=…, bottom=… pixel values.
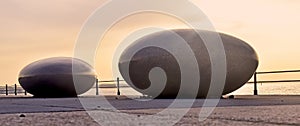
left=19, top=57, right=96, bottom=97
left=119, top=29, right=259, bottom=98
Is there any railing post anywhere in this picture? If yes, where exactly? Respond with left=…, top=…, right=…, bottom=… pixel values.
left=5, top=84, right=8, bottom=95
left=14, top=84, right=17, bottom=95
left=117, top=77, right=120, bottom=96
left=254, top=72, right=258, bottom=95
left=96, top=78, right=99, bottom=95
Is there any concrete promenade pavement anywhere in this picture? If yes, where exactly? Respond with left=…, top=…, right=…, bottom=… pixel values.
left=0, top=95, right=299, bottom=125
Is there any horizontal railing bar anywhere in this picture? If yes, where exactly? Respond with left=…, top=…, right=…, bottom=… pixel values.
left=0, top=92, right=25, bottom=93
left=98, top=80, right=125, bottom=83
left=248, top=80, right=300, bottom=83
left=95, top=86, right=130, bottom=88
left=256, top=70, right=300, bottom=74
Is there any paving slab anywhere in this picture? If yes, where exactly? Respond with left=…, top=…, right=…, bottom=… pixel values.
left=0, top=95, right=298, bottom=126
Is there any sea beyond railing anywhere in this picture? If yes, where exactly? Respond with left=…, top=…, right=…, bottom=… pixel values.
left=1, top=69, right=300, bottom=96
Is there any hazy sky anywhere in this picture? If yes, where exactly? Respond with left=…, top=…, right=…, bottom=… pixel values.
left=1, top=0, right=300, bottom=85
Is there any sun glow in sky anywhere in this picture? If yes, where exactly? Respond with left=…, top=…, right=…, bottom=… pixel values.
left=1, top=0, right=300, bottom=85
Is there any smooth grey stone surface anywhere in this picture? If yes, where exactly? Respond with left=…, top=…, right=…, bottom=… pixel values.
left=119, top=29, right=259, bottom=98
left=19, top=57, right=96, bottom=97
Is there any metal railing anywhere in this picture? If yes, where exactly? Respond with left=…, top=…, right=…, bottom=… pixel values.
left=248, top=70, right=300, bottom=95
left=0, top=78, right=126, bottom=96
left=2, top=70, right=299, bottom=96
left=95, top=77, right=125, bottom=96
left=0, top=84, right=27, bottom=96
